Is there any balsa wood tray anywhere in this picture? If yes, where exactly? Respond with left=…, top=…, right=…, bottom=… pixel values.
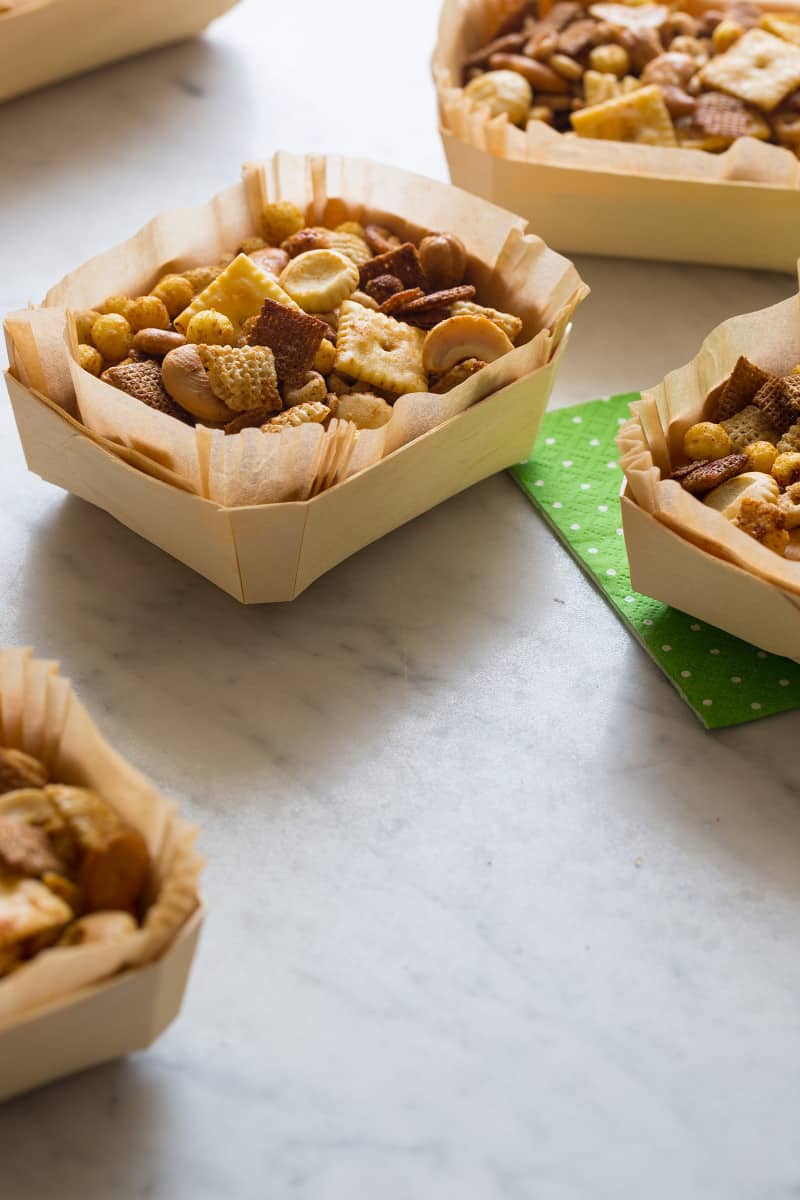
left=4, top=153, right=586, bottom=603
left=434, top=0, right=800, bottom=272
left=0, top=0, right=238, bottom=105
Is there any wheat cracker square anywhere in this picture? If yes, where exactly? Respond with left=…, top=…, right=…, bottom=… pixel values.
left=700, top=29, right=800, bottom=112
left=247, top=298, right=328, bottom=383
left=335, top=301, right=427, bottom=395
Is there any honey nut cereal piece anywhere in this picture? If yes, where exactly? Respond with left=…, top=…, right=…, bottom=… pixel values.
left=126, top=295, right=170, bottom=334
left=378, top=288, right=425, bottom=317
left=488, top=54, right=571, bottom=93
left=91, top=313, right=133, bottom=364
left=223, top=407, right=282, bottom=436
left=183, top=264, right=223, bottom=295
left=335, top=300, right=428, bottom=396
left=246, top=297, right=329, bottom=383
left=572, top=84, right=677, bottom=145
left=752, top=376, right=799, bottom=432
left=162, top=345, right=232, bottom=423
left=711, top=355, right=771, bottom=420
left=250, top=247, right=291, bottom=279
left=103, top=359, right=193, bottom=424
left=264, top=400, right=331, bottom=430
left=583, top=69, right=623, bottom=104
left=734, top=496, right=789, bottom=553
left=327, top=231, right=373, bottom=268
left=359, top=243, right=428, bottom=292
left=279, top=250, right=359, bottom=313
left=364, top=224, right=402, bottom=256
left=557, top=18, right=600, bottom=57
left=330, top=392, right=393, bottom=430
left=464, top=69, right=533, bottom=124
left=239, top=236, right=267, bottom=255
left=526, top=30, right=560, bottom=60
left=760, top=11, right=800, bottom=47
left=700, top=29, right=800, bottom=111
left=262, top=201, right=305, bottom=247
left=314, top=339, right=336, bottom=375
left=419, top=233, right=468, bottom=292
left=703, top=470, right=779, bottom=519
left=450, top=300, right=523, bottom=344
left=176, top=253, right=298, bottom=335
left=77, top=344, right=103, bottom=376
left=722, top=404, right=779, bottom=450
left=133, top=328, right=187, bottom=357
left=712, top=19, right=745, bottom=53
left=74, top=310, right=101, bottom=345
left=771, top=451, right=800, bottom=488
left=186, top=309, right=237, bottom=347
left=641, top=51, right=697, bottom=89
left=197, top=344, right=281, bottom=414
left=283, top=371, right=328, bottom=409
left=683, top=421, right=733, bottom=461
left=673, top=453, right=749, bottom=494
left=365, top=274, right=405, bottom=305
left=99, top=295, right=133, bottom=320
left=282, top=228, right=330, bottom=259
left=744, top=440, right=779, bottom=474
left=693, top=91, right=771, bottom=140
left=335, top=221, right=366, bottom=238
left=589, top=43, right=630, bottom=76
left=422, top=314, right=514, bottom=374
left=405, top=308, right=454, bottom=331
left=431, top=358, right=487, bottom=393
left=151, top=274, right=194, bottom=319
left=777, top=418, right=800, bottom=453
left=0, top=749, right=48, bottom=796
left=778, top=481, right=800, bottom=527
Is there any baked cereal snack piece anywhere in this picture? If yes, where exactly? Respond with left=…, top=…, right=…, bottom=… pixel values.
left=246, top=298, right=329, bottom=383
left=264, top=400, right=331, bottom=430
left=175, top=253, right=298, bottom=335
left=752, top=376, right=799, bottom=432
left=671, top=452, right=749, bottom=494
left=722, top=405, right=779, bottom=450
left=196, top=344, right=281, bottom=413
left=571, top=85, right=678, bottom=145
left=103, top=359, right=193, bottom=424
left=359, top=243, right=429, bottom=293
left=700, top=29, right=800, bottom=111
left=0, top=748, right=49, bottom=795
left=335, top=301, right=428, bottom=395
left=710, top=356, right=772, bottom=421
left=733, top=495, right=789, bottom=553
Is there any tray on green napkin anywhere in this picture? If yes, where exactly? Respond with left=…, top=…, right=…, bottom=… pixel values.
left=511, top=394, right=800, bottom=729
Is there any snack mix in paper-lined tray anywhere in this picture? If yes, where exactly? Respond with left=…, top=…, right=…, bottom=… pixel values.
left=0, top=746, right=150, bottom=979
left=669, top=356, right=800, bottom=559
left=73, top=208, right=524, bottom=438
left=461, top=0, right=800, bottom=152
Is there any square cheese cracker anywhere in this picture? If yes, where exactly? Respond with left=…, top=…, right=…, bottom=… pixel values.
left=700, top=29, right=800, bottom=112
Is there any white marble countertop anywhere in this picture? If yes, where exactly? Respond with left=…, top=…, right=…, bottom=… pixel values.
left=1, top=2, right=799, bottom=1197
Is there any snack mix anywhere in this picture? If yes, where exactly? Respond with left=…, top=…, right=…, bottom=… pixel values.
left=461, top=0, right=800, bottom=152
left=73, top=206, right=524, bottom=437
left=669, top=356, right=800, bottom=558
left=0, top=747, right=150, bottom=977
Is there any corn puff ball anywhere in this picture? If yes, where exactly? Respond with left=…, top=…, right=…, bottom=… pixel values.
left=99, top=295, right=133, bottom=320
left=91, top=313, right=133, bottom=363
left=262, top=201, right=305, bottom=247
left=744, top=441, right=778, bottom=474
left=74, top=309, right=100, bottom=344
left=313, top=339, right=336, bottom=375
left=127, top=295, right=170, bottom=334
left=183, top=265, right=222, bottom=294
left=772, top=452, right=800, bottom=489
left=186, top=309, right=237, bottom=347
left=336, top=222, right=366, bottom=239
left=239, top=236, right=267, bottom=255
left=77, top=344, right=103, bottom=376
left=151, top=273, right=193, bottom=319
left=683, top=421, right=733, bottom=461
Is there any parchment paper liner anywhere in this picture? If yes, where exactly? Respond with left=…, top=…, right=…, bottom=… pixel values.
left=434, top=0, right=800, bottom=187
left=0, top=647, right=202, bottom=1028
left=5, top=153, right=587, bottom=509
left=618, top=276, right=800, bottom=600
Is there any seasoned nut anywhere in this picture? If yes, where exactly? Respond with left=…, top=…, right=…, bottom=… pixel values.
left=711, top=19, right=744, bottom=53
left=588, top=43, right=630, bottom=76
left=133, top=328, right=188, bottom=357
left=549, top=53, right=584, bottom=81
left=365, top=274, right=405, bottom=305
left=422, top=314, right=513, bottom=374
left=419, top=233, right=468, bottom=292
left=151, top=273, right=193, bottom=319
left=162, top=344, right=231, bottom=423
left=591, top=21, right=621, bottom=46
left=464, top=69, right=534, bottom=122
left=660, top=11, right=700, bottom=45
left=127, top=295, right=170, bottom=334
left=526, top=30, right=559, bottom=59
left=531, top=104, right=555, bottom=122
left=282, top=228, right=330, bottom=258
left=536, top=92, right=573, bottom=111
left=641, top=51, right=696, bottom=89
left=283, top=371, right=327, bottom=408
left=238, top=236, right=267, bottom=255
left=660, top=85, right=696, bottom=118
left=619, top=26, right=663, bottom=70
left=250, top=247, right=290, bottom=279
left=488, top=54, right=571, bottom=93
left=91, top=313, right=132, bottom=364
left=77, top=344, right=103, bottom=376
left=186, top=309, right=237, bottom=347
left=364, top=224, right=402, bottom=255
left=0, top=747, right=48, bottom=794
left=331, top=392, right=393, bottom=430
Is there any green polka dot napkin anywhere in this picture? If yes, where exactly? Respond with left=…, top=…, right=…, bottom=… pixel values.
left=510, top=394, right=800, bottom=729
